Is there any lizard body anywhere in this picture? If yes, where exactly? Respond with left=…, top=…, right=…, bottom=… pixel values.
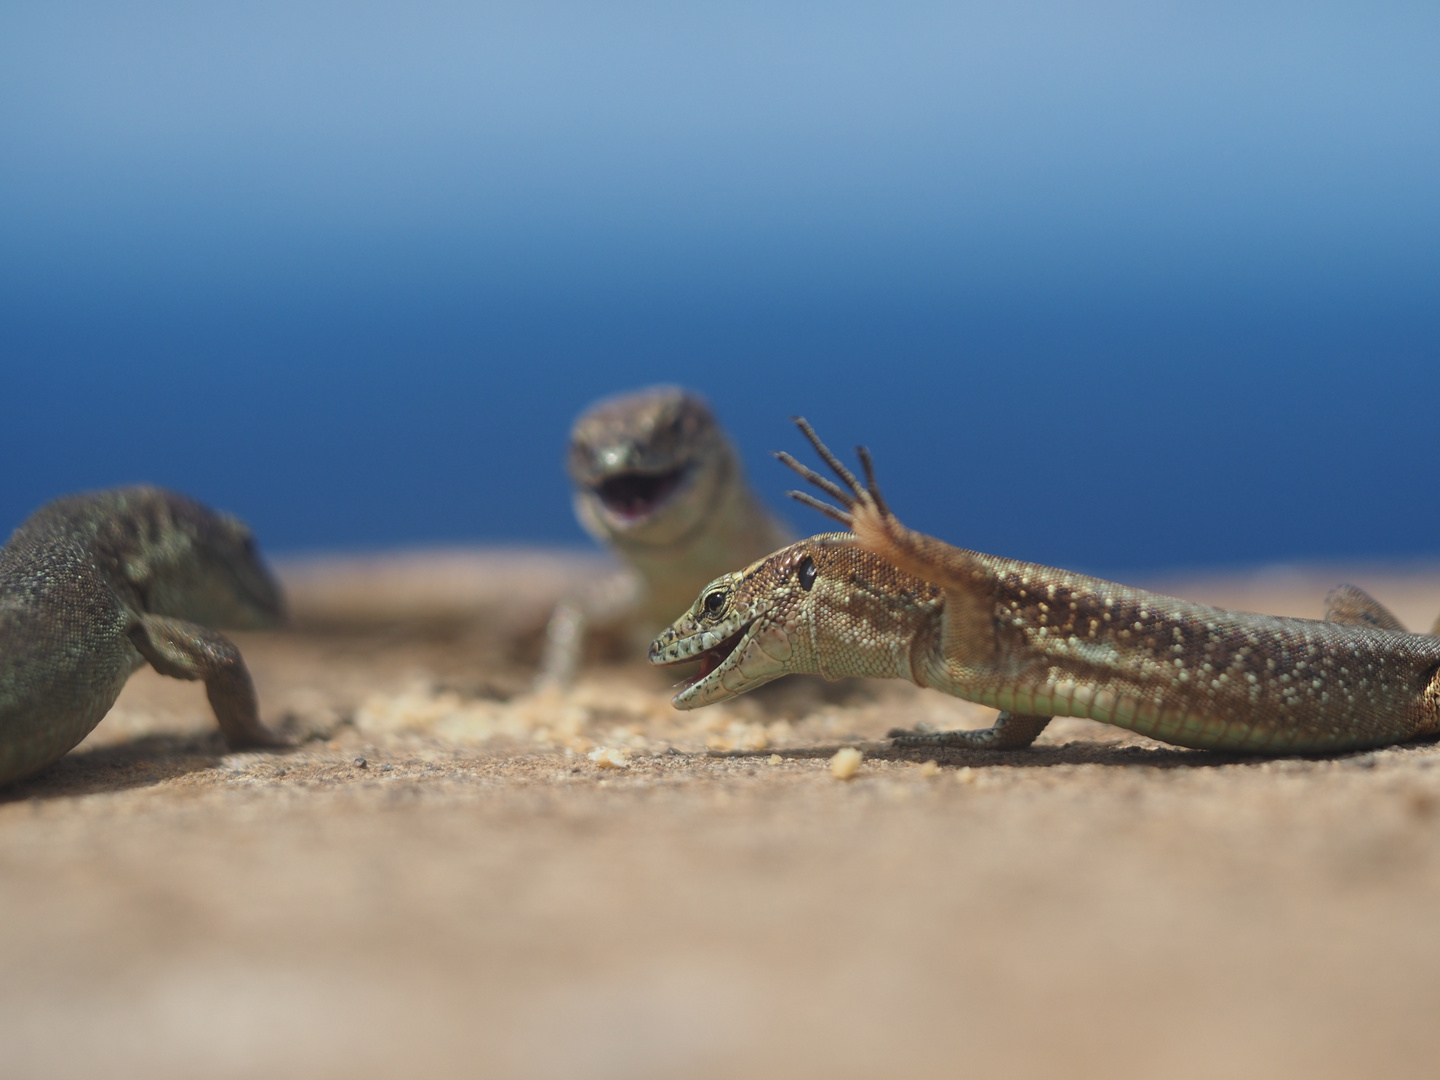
left=538, top=386, right=791, bottom=685
left=650, top=421, right=1440, bottom=754
left=0, top=486, right=286, bottom=786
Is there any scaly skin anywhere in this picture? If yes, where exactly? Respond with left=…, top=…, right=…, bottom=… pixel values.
left=650, top=420, right=1440, bottom=754
left=538, top=386, right=791, bottom=686
left=0, top=486, right=287, bottom=786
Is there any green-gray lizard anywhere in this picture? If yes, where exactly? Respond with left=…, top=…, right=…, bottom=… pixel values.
left=0, top=486, right=287, bottom=786
left=538, top=386, right=791, bottom=686
left=649, top=420, right=1440, bottom=754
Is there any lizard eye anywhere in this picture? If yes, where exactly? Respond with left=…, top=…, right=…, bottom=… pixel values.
left=703, top=590, right=728, bottom=616
left=798, top=556, right=816, bottom=591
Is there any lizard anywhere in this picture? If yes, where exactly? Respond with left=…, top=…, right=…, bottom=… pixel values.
left=649, top=419, right=1440, bottom=754
left=0, top=485, right=289, bottom=787
left=536, top=385, right=791, bottom=687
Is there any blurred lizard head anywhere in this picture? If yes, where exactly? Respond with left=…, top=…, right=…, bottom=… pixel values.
left=648, top=535, right=940, bottom=708
left=88, top=487, right=287, bottom=629
left=567, top=386, right=738, bottom=549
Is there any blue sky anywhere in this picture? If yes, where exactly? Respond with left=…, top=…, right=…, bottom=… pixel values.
left=2, top=1, right=1437, bottom=572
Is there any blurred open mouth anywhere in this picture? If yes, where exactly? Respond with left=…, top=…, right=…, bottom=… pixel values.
left=592, top=466, right=688, bottom=522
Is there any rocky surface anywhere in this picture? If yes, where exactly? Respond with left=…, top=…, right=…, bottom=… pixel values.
left=5, top=552, right=1440, bottom=1079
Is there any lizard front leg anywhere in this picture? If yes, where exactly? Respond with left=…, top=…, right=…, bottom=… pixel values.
left=776, top=419, right=995, bottom=602
left=889, top=712, right=1051, bottom=751
left=535, top=571, right=642, bottom=690
left=777, top=418, right=1001, bottom=670
left=127, top=614, right=289, bottom=749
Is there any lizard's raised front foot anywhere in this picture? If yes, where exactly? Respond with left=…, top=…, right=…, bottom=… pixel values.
left=773, top=418, right=894, bottom=535
left=888, top=712, right=1052, bottom=751
left=774, top=418, right=936, bottom=579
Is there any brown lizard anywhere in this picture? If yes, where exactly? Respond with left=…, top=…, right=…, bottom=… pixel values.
left=0, top=486, right=287, bottom=786
left=649, top=419, right=1440, bottom=754
left=537, top=386, right=791, bottom=686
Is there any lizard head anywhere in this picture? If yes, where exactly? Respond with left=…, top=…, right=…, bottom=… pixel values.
left=90, top=487, right=287, bottom=629
left=648, top=534, right=940, bottom=708
left=567, top=386, right=737, bottom=549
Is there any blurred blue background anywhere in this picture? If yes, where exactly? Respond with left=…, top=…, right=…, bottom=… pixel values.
left=2, top=1, right=1436, bottom=574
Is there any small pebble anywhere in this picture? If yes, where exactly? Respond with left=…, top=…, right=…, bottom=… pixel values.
left=380, top=764, right=393, bottom=773
left=353, top=757, right=368, bottom=769
left=830, top=747, right=863, bottom=780
left=918, top=760, right=940, bottom=777
left=769, top=754, right=783, bottom=765
left=588, top=747, right=629, bottom=769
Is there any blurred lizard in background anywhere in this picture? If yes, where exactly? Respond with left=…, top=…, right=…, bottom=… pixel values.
left=650, top=419, right=1440, bottom=754
left=0, top=487, right=289, bottom=786
left=537, top=386, right=791, bottom=687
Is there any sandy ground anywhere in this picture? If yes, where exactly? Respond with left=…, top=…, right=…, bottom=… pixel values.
left=5, top=552, right=1440, bottom=1079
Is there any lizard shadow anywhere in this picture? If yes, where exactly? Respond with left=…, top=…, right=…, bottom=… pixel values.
left=715, top=738, right=1427, bottom=770
left=852, top=741, right=1248, bottom=769
left=0, top=732, right=273, bottom=803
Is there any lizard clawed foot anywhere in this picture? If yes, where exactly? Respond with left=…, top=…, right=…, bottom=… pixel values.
left=775, top=419, right=975, bottom=590
left=888, top=713, right=1052, bottom=751
left=774, top=417, right=895, bottom=538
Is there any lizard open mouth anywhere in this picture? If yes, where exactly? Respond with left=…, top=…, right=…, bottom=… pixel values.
left=593, top=466, right=688, bottom=522
left=651, top=609, right=789, bottom=709
left=683, top=626, right=747, bottom=689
